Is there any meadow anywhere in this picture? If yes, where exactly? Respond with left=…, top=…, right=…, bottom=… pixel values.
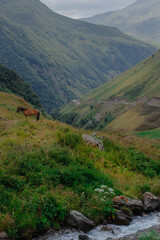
left=0, top=92, right=160, bottom=239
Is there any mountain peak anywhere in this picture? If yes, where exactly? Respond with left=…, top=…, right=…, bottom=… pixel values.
left=83, top=0, right=160, bottom=44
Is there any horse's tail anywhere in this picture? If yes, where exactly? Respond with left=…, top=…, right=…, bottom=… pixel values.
left=37, top=111, right=40, bottom=121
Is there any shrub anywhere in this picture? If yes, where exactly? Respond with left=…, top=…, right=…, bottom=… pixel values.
left=57, top=131, right=82, bottom=149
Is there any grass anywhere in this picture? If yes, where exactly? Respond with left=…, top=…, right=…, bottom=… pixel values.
left=137, top=128, right=160, bottom=139
left=1, top=92, right=160, bottom=239
left=138, top=229, right=160, bottom=240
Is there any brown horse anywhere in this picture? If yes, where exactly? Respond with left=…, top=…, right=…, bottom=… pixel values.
left=17, top=107, right=40, bottom=121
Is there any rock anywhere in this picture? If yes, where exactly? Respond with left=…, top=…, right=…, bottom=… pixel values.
left=113, top=196, right=143, bottom=215
left=100, top=226, right=114, bottom=234
left=113, top=210, right=132, bottom=226
left=82, top=134, right=104, bottom=151
left=0, top=232, right=8, bottom=239
left=92, top=132, right=97, bottom=136
left=79, top=234, right=90, bottom=240
left=67, top=210, right=95, bottom=233
left=143, top=192, right=160, bottom=212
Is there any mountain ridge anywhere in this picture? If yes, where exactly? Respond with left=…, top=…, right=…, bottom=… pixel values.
left=82, top=0, right=160, bottom=44
left=0, top=0, right=156, bottom=112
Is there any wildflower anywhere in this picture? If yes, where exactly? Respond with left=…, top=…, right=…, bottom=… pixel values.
left=100, top=185, right=108, bottom=189
left=94, top=188, right=104, bottom=193
left=108, top=188, right=114, bottom=193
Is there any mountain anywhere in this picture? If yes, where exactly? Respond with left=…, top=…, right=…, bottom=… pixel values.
left=57, top=49, right=160, bottom=132
left=1, top=91, right=160, bottom=239
left=0, top=63, right=43, bottom=111
left=83, top=0, right=160, bottom=45
left=0, top=0, right=156, bottom=112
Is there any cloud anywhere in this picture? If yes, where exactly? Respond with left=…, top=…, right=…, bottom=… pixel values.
left=40, top=0, right=137, bottom=18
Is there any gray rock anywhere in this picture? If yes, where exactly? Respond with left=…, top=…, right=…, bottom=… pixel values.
left=100, top=226, right=114, bottom=234
left=79, top=234, right=90, bottom=240
left=82, top=134, right=104, bottom=151
left=67, top=210, right=95, bottom=233
left=143, top=192, right=160, bottom=212
left=113, top=196, right=143, bottom=215
left=113, top=210, right=132, bottom=226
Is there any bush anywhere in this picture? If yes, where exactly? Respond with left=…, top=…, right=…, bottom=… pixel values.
left=103, top=138, right=160, bottom=178
left=60, top=164, right=113, bottom=194
left=6, top=193, right=67, bottom=239
left=57, top=131, right=82, bottom=149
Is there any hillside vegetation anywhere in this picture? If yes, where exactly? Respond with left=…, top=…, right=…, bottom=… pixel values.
left=0, top=0, right=156, bottom=112
left=0, top=63, right=43, bottom=112
left=57, top=49, right=160, bottom=132
left=1, top=91, right=160, bottom=239
left=83, top=0, right=160, bottom=45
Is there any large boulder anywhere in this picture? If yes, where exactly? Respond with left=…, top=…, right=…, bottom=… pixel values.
left=143, top=192, right=160, bottom=212
left=79, top=234, right=90, bottom=240
left=113, top=196, right=143, bottom=215
left=113, top=210, right=132, bottom=226
left=67, top=210, right=95, bottom=233
left=0, top=232, right=8, bottom=239
left=82, top=135, right=104, bottom=151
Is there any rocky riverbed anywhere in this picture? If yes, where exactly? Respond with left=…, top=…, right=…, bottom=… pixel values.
left=116, top=225, right=160, bottom=239
left=33, top=211, right=160, bottom=240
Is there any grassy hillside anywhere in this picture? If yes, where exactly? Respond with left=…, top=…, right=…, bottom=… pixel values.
left=1, top=91, right=160, bottom=239
left=0, top=63, right=44, bottom=112
left=0, top=0, right=156, bottom=112
left=83, top=0, right=160, bottom=45
left=57, top=49, right=160, bottom=132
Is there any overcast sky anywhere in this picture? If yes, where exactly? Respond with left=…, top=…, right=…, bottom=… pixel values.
left=40, top=0, right=137, bottom=19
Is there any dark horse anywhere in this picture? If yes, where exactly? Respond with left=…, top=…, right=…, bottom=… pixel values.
left=17, top=107, right=40, bottom=121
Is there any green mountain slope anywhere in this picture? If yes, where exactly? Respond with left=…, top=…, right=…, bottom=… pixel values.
left=0, top=63, right=43, bottom=111
left=1, top=91, right=160, bottom=239
left=0, top=0, right=156, bottom=112
left=57, top=49, right=160, bottom=132
left=83, top=0, right=160, bottom=45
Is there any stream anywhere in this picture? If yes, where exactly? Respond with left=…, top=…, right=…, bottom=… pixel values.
left=35, top=211, right=160, bottom=240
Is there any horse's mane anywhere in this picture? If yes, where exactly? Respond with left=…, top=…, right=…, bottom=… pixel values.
left=19, top=107, right=28, bottom=111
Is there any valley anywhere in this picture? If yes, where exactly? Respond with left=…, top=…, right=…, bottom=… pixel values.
left=57, top=49, right=160, bottom=132
left=0, top=0, right=160, bottom=239
left=0, top=0, right=156, bottom=112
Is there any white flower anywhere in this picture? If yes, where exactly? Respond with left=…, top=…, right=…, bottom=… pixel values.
left=100, top=185, right=108, bottom=189
left=108, top=188, right=114, bottom=193
left=94, top=188, right=104, bottom=193
left=104, top=192, right=110, bottom=195
left=100, top=198, right=105, bottom=202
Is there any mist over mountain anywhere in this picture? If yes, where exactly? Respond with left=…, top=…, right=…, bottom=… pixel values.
left=0, top=0, right=156, bottom=112
left=83, top=0, right=160, bottom=45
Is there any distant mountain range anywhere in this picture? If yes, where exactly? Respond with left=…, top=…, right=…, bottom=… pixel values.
left=0, top=63, right=43, bottom=112
left=82, top=0, right=160, bottom=45
left=57, top=49, right=160, bottom=132
left=0, top=0, right=156, bottom=112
